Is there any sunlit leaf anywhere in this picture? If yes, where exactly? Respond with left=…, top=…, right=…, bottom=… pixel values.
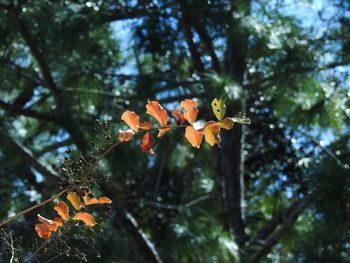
left=211, top=97, right=226, bottom=121
left=118, top=129, right=135, bottom=142
left=146, top=101, right=168, bottom=126
left=83, top=193, right=112, bottom=205
left=185, top=126, right=203, bottom=148
left=121, top=110, right=140, bottom=132
left=180, top=99, right=199, bottom=124
left=232, top=112, right=251, bottom=124
left=72, top=212, right=97, bottom=226
left=54, top=201, right=69, bottom=221
left=67, top=192, right=82, bottom=210
left=217, top=117, right=234, bottom=130
left=203, top=121, right=221, bottom=146
left=35, top=214, right=63, bottom=240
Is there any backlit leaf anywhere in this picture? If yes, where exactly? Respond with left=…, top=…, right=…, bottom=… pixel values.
left=203, top=121, right=221, bottom=146
left=140, top=132, right=155, bottom=154
left=121, top=110, right=140, bottom=132
left=35, top=214, right=63, bottom=239
left=118, top=129, right=135, bottom=142
left=217, top=117, right=233, bottom=130
left=146, top=101, right=168, bottom=126
left=211, top=97, right=226, bottom=121
left=83, top=193, right=112, bottom=205
left=180, top=99, right=199, bottom=124
left=67, top=192, right=82, bottom=210
left=72, top=212, right=97, bottom=226
left=232, top=112, right=251, bottom=124
left=171, top=109, right=185, bottom=125
left=185, top=126, right=203, bottom=148
left=54, top=201, right=69, bottom=221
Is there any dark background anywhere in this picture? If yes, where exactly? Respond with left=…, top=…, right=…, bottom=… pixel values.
left=0, top=0, right=349, bottom=262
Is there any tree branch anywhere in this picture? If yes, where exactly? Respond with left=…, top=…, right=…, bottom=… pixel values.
left=248, top=195, right=313, bottom=262
left=0, top=129, right=59, bottom=183
left=10, top=7, right=62, bottom=108
left=112, top=206, right=163, bottom=263
left=0, top=99, right=56, bottom=122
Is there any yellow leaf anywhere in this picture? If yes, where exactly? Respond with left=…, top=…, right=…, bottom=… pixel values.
left=72, top=212, right=96, bottom=226
left=211, top=97, right=226, bottom=121
left=203, top=121, right=221, bottom=146
left=67, top=192, right=82, bottom=210
left=217, top=117, right=233, bottom=130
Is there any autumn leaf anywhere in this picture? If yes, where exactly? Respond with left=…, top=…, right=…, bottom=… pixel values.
left=185, top=126, right=203, bottom=148
left=146, top=101, right=168, bottom=126
left=232, top=112, right=251, bottom=125
left=54, top=201, right=69, bottom=221
left=121, top=110, right=140, bottom=132
left=35, top=214, right=63, bottom=239
left=157, top=127, right=172, bottom=137
left=180, top=99, right=199, bottom=124
left=203, top=121, right=221, bottom=146
left=171, top=109, right=185, bottom=125
left=67, top=192, right=82, bottom=210
left=140, top=132, right=155, bottom=154
left=52, top=217, right=64, bottom=227
left=211, top=97, right=226, bottom=121
left=72, top=212, right=97, bottom=226
left=83, top=193, right=112, bottom=205
left=35, top=222, right=54, bottom=239
left=217, top=117, right=233, bottom=130
left=118, top=129, right=135, bottom=142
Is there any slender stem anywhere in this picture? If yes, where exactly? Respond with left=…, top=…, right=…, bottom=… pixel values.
left=0, top=187, right=71, bottom=228
left=25, top=239, right=51, bottom=262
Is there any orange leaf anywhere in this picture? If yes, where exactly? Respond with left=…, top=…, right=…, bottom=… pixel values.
left=140, top=132, right=155, bottom=154
left=83, top=193, right=112, bottom=205
left=185, top=126, right=203, bottom=148
left=146, top=101, right=168, bottom=126
left=203, top=121, right=221, bottom=146
left=171, top=110, right=185, bottom=125
left=35, top=214, right=63, bottom=239
left=118, top=129, right=135, bottom=142
left=121, top=111, right=140, bottom=132
left=52, top=217, right=64, bottom=227
left=54, top=201, right=69, bottom=221
left=217, top=117, right=233, bottom=130
left=139, top=121, right=153, bottom=130
left=35, top=222, right=54, bottom=239
left=72, top=212, right=96, bottom=226
left=157, top=127, right=172, bottom=137
left=67, top=192, right=82, bottom=210
left=180, top=99, right=199, bottom=124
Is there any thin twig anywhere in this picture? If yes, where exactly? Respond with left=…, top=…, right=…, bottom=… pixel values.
left=0, top=187, right=71, bottom=228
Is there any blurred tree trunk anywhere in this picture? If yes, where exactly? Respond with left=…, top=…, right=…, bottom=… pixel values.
left=218, top=0, right=250, bottom=260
